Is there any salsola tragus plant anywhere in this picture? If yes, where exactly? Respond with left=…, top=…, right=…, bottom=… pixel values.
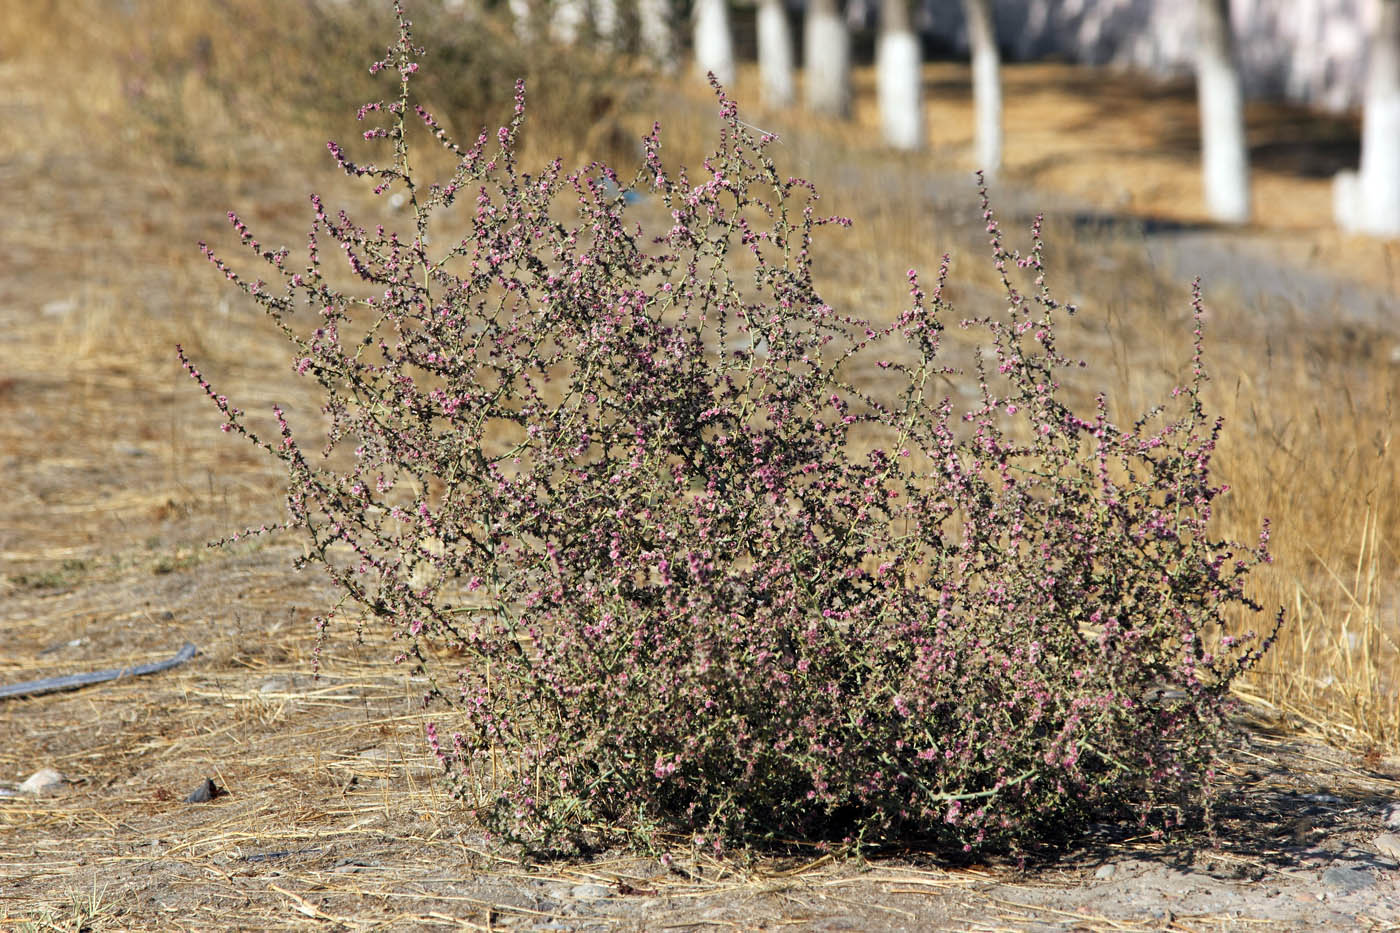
left=183, top=5, right=1282, bottom=856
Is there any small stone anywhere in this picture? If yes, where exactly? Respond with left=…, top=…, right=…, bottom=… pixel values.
left=258, top=676, right=295, bottom=694
left=570, top=883, right=610, bottom=901
left=41, top=298, right=77, bottom=317
left=1094, top=863, right=1117, bottom=881
left=19, top=768, right=66, bottom=795
left=331, top=863, right=375, bottom=874
left=1321, top=865, right=1374, bottom=892
left=1373, top=832, right=1400, bottom=862
left=357, top=747, right=394, bottom=761
left=1384, top=802, right=1400, bottom=829
left=37, top=638, right=85, bottom=656
left=184, top=778, right=222, bottom=803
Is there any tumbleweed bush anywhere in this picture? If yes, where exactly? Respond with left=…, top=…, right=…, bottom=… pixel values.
left=185, top=8, right=1282, bottom=856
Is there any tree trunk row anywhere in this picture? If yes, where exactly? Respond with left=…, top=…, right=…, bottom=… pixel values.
left=754, top=0, right=1000, bottom=169
left=514, top=0, right=1398, bottom=236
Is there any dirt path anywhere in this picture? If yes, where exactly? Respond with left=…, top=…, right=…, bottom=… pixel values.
left=837, top=156, right=1400, bottom=334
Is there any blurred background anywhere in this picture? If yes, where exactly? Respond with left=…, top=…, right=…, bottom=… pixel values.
left=1, top=0, right=1397, bottom=752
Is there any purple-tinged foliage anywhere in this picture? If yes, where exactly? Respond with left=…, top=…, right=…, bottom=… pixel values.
left=185, top=5, right=1281, bottom=857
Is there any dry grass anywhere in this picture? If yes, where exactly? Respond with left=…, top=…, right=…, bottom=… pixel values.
left=2, top=2, right=1399, bottom=926
left=1, top=604, right=1394, bottom=929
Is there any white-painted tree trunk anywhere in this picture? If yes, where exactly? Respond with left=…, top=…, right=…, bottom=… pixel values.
left=805, top=0, right=852, bottom=117
left=550, top=0, right=588, bottom=43
left=961, top=0, right=1002, bottom=176
left=508, top=0, right=536, bottom=42
left=637, top=0, right=676, bottom=71
left=758, top=0, right=797, bottom=109
left=1358, top=0, right=1400, bottom=236
left=1195, top=0, right=1252, bottom=223
left=693, top=0, right=736, bottom=88
left=877, top=0, right=923, bottom=150
left=592, top=0, right=620, bottom=46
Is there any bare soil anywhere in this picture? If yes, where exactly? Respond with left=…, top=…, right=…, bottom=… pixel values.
left=3, top=53, right=1400, bottom=931
left=4, top=603, right=1400, bottom=931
